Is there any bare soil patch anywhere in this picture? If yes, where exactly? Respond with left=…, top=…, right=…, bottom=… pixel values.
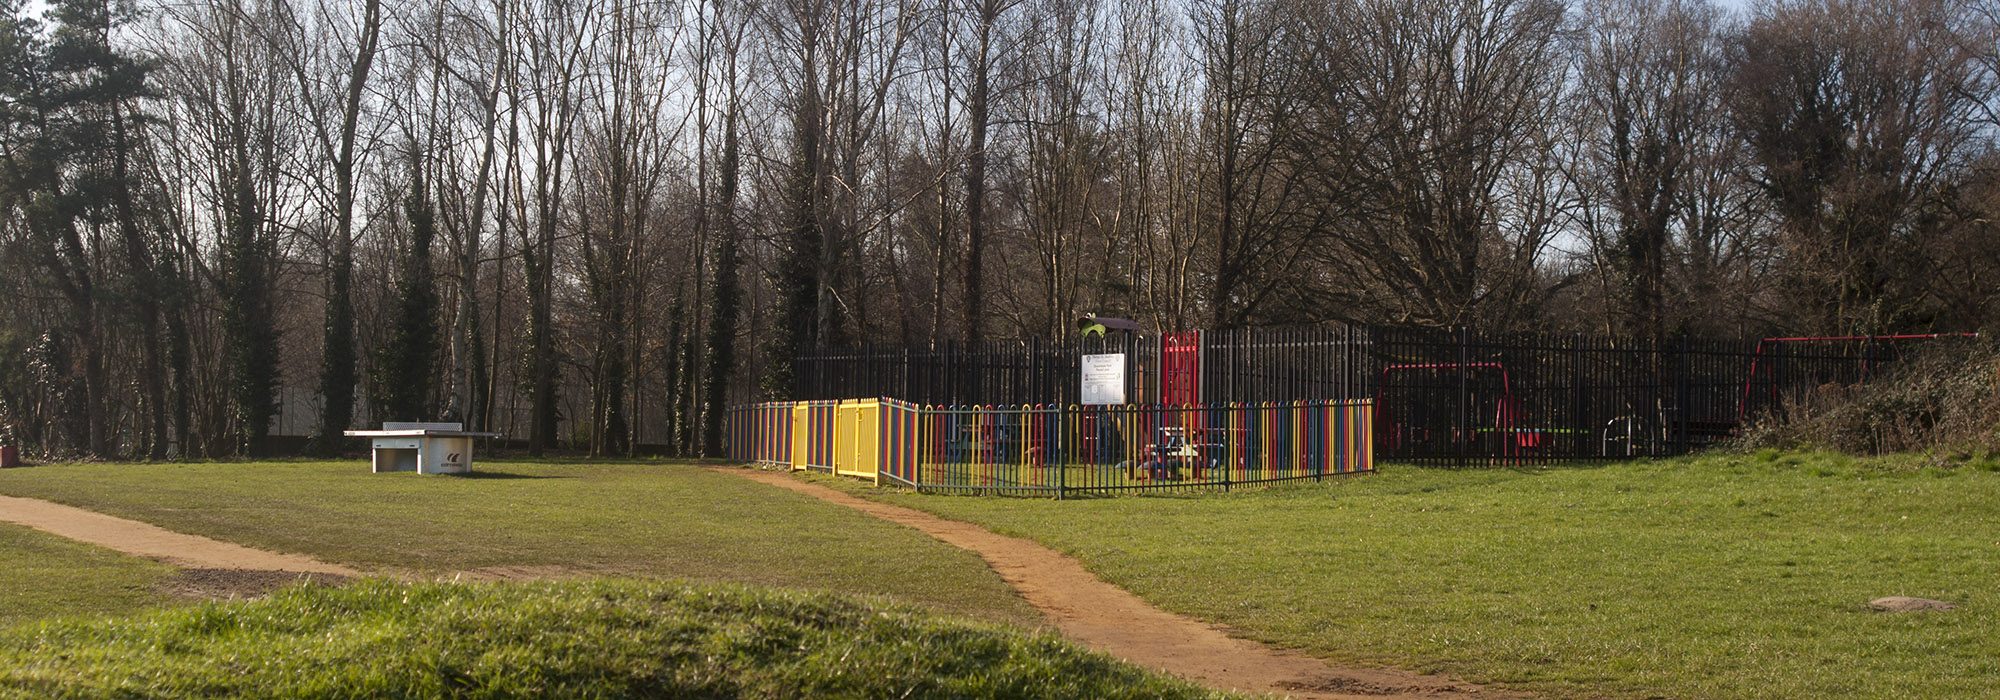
left=728, top=468, right=1519, bottom=700
left=1868, top=596, right=1956, bottom=612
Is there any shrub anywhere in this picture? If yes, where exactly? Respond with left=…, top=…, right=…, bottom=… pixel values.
left=1735, top=337, right=2000, bottom=456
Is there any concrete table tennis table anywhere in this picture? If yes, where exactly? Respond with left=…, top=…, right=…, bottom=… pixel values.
left=343, top=422, right=501, bottom=474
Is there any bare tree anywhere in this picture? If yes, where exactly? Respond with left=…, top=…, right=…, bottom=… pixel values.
left=1108, top=0, right=1204, bottom=328
left=1291, top=0, right=1569, bottom=328
left=574, top=0, right=681, bottom=455
left=762, top=0, right=919, bottom=388
left=263, top=0, right=386, bottom=450
left=415, top=0, right=516, bottom=433
left=701, top=0, right=751, bottom=455
left=1725, top=0, right=1992, bottom=333
left=514, top=0, right=594, bottom=453
left=1567, top=0, right=1719, bottom=342
left=953, top=0, right=1022, bottom=343
left=1006, top=0, right=1109, bottom=336
left=1191, top=0, right=1315, bottom=328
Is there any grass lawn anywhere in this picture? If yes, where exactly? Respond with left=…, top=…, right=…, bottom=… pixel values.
left=0, top=461, right=1037, bottom=626
left=843, top=451, right=2000, bottom=699
left=0, top=523, right=175, bottom=629
left=0, top=579, right=1225, bottom=699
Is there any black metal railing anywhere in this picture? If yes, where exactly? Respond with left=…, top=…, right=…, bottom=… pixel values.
left=792, top=326, right=1976, bottom=466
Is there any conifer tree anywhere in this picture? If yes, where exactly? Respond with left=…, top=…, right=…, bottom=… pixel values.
left=372, top=150, right=440, bottom=422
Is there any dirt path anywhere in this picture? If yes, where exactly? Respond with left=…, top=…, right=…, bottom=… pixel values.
left=0, top=494, right=357, bottom=576
left=729, top=469, right=1515, bottom=700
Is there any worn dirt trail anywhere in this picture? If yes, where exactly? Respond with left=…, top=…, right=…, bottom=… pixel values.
left=0, top=494, right=357, bottom=576
left=730, top=469, right=1516, bottom=700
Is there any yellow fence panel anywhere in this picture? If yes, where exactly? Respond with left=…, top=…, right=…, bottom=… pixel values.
left=790, top=402, right=809, bottom=470
left=834, top=399, right=881, bottom=483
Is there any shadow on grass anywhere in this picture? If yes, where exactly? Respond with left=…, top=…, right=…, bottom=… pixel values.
left=476, top=456, right=730, bottom=467
left=442, top=471, right=567, bottom=480
left=1386, top=458, right=1650, bottom=476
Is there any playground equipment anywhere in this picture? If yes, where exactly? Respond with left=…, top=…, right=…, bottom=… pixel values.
left=344, top=422, right=500, bottom=474
left=1375, top=362, right=1551, bottom=459
left=1076, top=315, right=1144, bottom=338
left=1132, top=425, right=1226, bottom=481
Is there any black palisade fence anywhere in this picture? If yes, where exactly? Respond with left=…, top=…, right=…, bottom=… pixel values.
left=791, top=325, right=1973, bottom=466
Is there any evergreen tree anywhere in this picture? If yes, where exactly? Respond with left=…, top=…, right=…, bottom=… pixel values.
left=309, top=0, right=383, bottom=455
left=1, top=0, right=160, bottom=458
left=218, top=156, right=279, bottom=457
left=701, top=213, right=739, bottom=456
left=372, top=150, right=439, bottom=422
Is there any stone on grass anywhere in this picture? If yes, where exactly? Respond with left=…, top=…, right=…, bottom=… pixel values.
left=1867, top=596, right=1955, bottom=612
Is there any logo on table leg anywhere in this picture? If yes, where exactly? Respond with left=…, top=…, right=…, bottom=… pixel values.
left=447, top=453, right=462, bottom=463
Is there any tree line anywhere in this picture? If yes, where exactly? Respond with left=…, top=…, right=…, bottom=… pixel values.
left=1, top=0, right=1996, bottom=459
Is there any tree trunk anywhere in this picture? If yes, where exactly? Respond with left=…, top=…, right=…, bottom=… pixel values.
left=313, top=0, right=381, bottom=452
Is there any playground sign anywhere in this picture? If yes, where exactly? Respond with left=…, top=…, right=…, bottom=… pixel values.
left=1081, top=353, right=1126, bottom=405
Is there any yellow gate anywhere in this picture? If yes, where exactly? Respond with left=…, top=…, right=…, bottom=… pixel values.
left=789, top=403, right=809, bottom=470
left=834, top=399, right=881, bottom=483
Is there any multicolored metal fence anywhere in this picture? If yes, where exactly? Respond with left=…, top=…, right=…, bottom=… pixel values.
left=729, top=399, right=1374, bottom=496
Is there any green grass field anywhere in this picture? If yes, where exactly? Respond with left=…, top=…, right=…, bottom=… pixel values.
left=0, top=579, right=1224, bottom=699
left=847, top=451, right=2000, bottom=699
left=0, top=461, right=1037, bottom=625
left=12, top=452, right=1996, bottom=698
left=0, top=523, right=174, bottom=629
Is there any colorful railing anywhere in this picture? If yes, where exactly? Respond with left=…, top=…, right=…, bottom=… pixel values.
left=729, top=399, right=1374, bottom=496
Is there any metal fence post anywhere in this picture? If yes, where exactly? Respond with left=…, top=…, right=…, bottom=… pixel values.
left=1223, top=405, right=1234, bottom=493
left=1673, top=335, right=1690, bottom=456
left=1464, top=324, right=1480, bottom=468
left=1057, top=405, right=1067, bottom=501
left=1314, top=401, right=1326, bottom=482
left=1571, top=333, right=1585, bottom=461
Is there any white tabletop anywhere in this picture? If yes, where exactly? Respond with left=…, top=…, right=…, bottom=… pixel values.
left=344, top=430, right=503, bottom=438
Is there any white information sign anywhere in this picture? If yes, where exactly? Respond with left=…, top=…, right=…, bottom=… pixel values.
left=1080, top=353, right=1126, bottom=405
